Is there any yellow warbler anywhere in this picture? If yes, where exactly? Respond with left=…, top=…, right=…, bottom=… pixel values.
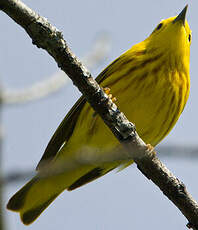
left=7, top=5, right=191, bottom=225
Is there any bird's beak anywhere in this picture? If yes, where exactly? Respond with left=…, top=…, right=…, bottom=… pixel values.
left=173, top=5, right=188, bottom=25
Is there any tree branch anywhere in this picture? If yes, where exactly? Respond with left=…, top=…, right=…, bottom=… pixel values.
left=2, top=33, right=111, bottom=105
left=0, top=0, right=198, bottom=229
left=1, top=146, right=197, bottom=187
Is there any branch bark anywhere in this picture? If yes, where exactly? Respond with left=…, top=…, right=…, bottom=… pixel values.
left=0, top=0, right=198, bottom=229
left=2, top=33, right=111, bottom=105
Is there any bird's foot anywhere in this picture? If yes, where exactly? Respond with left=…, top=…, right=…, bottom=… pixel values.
left=103, top=87, right=117, bottom=102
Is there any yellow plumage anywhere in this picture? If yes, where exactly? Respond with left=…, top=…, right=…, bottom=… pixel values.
left=7, top=6, right=191, bottom=225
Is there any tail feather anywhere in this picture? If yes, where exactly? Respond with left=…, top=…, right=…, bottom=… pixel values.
left=7, top=163, right=121, bottom=224
left=7, top=178, right=38, bottom=211
left=20, top=193, right=59, bottom=225
left=7, top=175, right=66, bottom=225
left=68, top=166, right=116, bottom=191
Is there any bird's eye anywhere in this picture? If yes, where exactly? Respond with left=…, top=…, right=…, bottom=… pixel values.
left=188, top=34, right=191, bottom=42
left=156, top=23, right=163, bottom=30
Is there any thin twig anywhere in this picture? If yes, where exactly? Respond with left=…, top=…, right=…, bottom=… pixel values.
left=156, top=145, right=198, bottom=158
left=0, top=0, right=198, bottom=229
left=1, top=145, right=198, bottom=186
left=2, top=33, right=111, bottom=105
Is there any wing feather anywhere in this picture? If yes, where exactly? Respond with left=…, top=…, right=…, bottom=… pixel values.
left=36, top=57, right=121, bottom=170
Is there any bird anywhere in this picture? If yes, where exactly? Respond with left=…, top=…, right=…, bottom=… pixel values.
left=7, top=5, right=191, bottom=225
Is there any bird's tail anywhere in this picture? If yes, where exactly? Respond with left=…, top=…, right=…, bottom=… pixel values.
left=7, top=163, right=120, bottom=225
left=7, top=174, right=66, bottom=225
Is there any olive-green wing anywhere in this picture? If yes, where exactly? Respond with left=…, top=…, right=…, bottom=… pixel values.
left=36, top=57, right=120, bottom=170
left=36, top=96, right=86, bottom=170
